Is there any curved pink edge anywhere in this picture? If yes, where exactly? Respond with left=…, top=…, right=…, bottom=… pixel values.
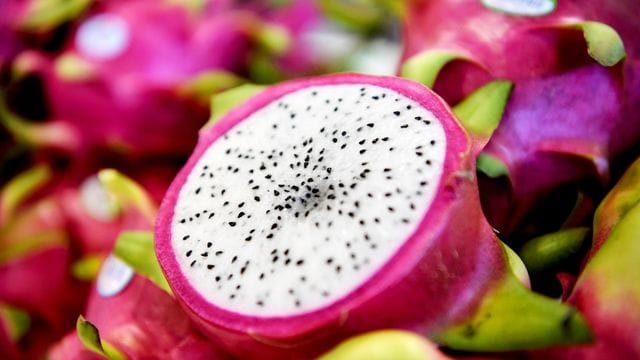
left=155, top=72, right=470, bottom=340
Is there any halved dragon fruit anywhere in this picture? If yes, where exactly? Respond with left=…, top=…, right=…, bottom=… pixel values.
left=400, top=0, right=640, bottom=237
left=156, top=73, right=591, bottom=358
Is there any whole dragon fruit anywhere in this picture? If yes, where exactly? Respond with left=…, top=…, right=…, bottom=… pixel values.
left=0, top=166, right=89, bottom=358
left=401, top=0, right=640, bottom=237
left=6, top=0, right=252, bottom=160
left=0, top=0, right=93, bottom=70
left=49, top=243, right=230, bottom=360
left=155, top=73, right=590, bottom=359
left=49, top=171, right=229, bottom=359
left=535, top=156, right=640, bottom=359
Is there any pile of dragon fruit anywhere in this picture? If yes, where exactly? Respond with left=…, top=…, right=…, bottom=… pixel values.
left=1, top=0, right=639, bottom=358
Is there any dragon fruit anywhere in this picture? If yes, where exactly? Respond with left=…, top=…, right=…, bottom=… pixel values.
left=62, top=164, right=177, bottom=255
left=0, top=165, right=89, bottom=358
left=49, top=176, right=229, bottom=360
left=155, top=73, right=591, bottom=358
left=50, top=250, right=226, bottom=359
left=0, top=0, right=93, bottom=70
left=49, top=246, right=230, bottom=359
left=6, top=0, right=252, bottom=159
left=319, top=330, right=451, bottom=360
left=535, top=156, right=640, bottom=359
left=400, top=0, right=640, bottom=237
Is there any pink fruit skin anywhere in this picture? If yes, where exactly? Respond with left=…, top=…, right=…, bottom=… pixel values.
left=0, top=197, right=88, bottom=333
left=0, top=246, right=89, bottom=358
left=265, top=0, right=323, bottom=76
left=403, top=0, right=640, bottom=87
left=403, top=0, right=640, bottom=236
left=17, top=0, right=251, bottom=158
left=48, top=274, right=230, bottom=359
left=61, top=163, right=176, bottom=255
left=155, top=74, right=508, bottom=358
left=480, top=63, right=638, bottom=235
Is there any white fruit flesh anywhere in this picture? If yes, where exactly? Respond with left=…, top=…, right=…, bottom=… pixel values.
left=172, top=84, right=446, bottom=316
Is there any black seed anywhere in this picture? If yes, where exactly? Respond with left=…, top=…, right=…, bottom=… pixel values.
left=388, top=206, right=395, bottom=212
left=215, top=276, right=221, bottom=282
left=195, top=187, right=201, bottom=194
left=190, top=260, right=196, bottom=267
left=201, top=252, right=208, bottom=257
left=254, top=196, right=261, bottom=202
left=232, top=256, right=238, bottom=263
left=326, top=258, right=333, bottom=264
left=238, top=212, right=245, bottom=218
left=229, top=222, right=236, bottom=227
left=182, top=235, right=190, bottom=240
left=383, top=168, right=391, bottom=172
left=245, top=236, right=252, bottom=242
left=366, top=123, right=374, bottom=128
left=401, top=124, right=409, bottom=128
left=271, top=223, right=278, bottom=230
left=359, top=149, right=366, bottom=154
left=393, top=111, right=401, bottom=116
left=186, top=250, right=192, bottom=257
left=215, top=251, right=224, bottom=256
left=207, top=265, right=214, bottom=269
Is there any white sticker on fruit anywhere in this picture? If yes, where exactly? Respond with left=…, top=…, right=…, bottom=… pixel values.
left=76, top=14, right=130, bottom=60
left=481, top=0, right=556, bottom=16
left=97, top=255, right=134, bottom=297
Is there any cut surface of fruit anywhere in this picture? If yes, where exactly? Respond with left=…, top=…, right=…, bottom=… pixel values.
left=171, top=83, right=447, bottom=316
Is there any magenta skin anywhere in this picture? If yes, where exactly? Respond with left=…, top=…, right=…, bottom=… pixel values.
left=402, top=0, right=640, bottom=236
left=15, top=0, right=251, bottom=158
left=403, top=0, right=640, bottom=90
left=155, top=73, right=506, bottom=358
left=49, top=274, right=229, bottom=359
left=479, top=63, right=636, bottom=234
